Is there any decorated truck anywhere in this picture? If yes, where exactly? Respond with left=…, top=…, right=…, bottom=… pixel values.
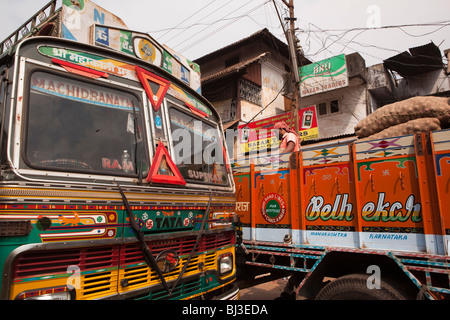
left=233, top=98, right=450, bottom=300
left=0, top=0, right=238, bottom=300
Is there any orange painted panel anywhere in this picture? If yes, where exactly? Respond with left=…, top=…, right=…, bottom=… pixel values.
left=303, top=164, right=355, bottom=229
left=233, top=130, right=450, bottom=254
left=301, top=144, right=358, bottom=246
left=356, top=157, right=422, bottom=231
left=253, top=169, right=291, bottom=228
left=234, top=173, right=251, bottom=226
left=431, top=130, right=450, bottom=252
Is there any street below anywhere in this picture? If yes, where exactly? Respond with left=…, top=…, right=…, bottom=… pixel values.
left=238, top=275, right=287, bottom=300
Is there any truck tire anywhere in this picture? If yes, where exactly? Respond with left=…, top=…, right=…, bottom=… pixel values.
left=315, top=274, right=409, bottom=300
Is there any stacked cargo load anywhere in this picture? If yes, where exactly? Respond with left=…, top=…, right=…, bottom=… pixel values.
left=355, top=96, right=450, bottom=140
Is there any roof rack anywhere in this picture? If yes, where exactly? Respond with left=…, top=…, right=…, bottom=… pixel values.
left=0, top=0, right=58, bottom=55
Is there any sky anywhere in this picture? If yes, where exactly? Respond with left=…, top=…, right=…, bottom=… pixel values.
left=1, top=0, right=449, bottom=67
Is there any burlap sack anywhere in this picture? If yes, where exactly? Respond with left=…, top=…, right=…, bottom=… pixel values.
left=355, top=96, right=450, bottom=138
left=359, top=117, right=441, bottom=141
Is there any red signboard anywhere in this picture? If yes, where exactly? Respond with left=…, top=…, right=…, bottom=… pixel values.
left=238, top=106, right=318, bottom=153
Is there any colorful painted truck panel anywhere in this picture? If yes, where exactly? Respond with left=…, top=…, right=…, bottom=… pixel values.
left=233, top=129, right=450, bottom=299
left=0, top=0, right=237, bottom=301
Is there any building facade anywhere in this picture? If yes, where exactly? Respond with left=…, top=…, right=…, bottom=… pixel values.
left=298, top=52, right=369, bottom=140
left=196, top=32, right=450, bottom=154
left=195, top=29, right=308, bottom=130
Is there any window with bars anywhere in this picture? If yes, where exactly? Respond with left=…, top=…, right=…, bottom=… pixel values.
left=239, top=78, right=261, bottom=106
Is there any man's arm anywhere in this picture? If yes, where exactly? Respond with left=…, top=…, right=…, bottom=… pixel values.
left=284, top=141, right=295, bottom=153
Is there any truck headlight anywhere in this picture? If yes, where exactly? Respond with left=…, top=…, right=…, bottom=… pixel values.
left=218, top=253, right=233, bottom=276
left=22, top=291, right=72, bottom=300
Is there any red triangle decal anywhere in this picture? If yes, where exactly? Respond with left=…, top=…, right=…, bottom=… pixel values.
left=135, top=65, right=170, bottom=112
left=146, top=143, right=186, bottom=185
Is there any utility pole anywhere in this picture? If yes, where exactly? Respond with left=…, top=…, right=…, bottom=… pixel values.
left=274, top=0, right=302, bottom=135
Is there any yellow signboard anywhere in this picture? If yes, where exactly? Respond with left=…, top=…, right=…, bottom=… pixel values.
left=239, top=106, right=318, bottom=154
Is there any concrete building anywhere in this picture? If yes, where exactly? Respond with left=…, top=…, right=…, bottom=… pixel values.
left=196, top=31, right=450, bottom=149
left=194, top=28, right=310, bottom=131
left=195, top=29, right=371, bottom=142
left=298, top=52, right=369, bottom=139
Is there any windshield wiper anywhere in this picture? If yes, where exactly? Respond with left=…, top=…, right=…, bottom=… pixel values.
left=117, top=185, right=170, bottom=292
left=169, top=190, right=212, bottom=295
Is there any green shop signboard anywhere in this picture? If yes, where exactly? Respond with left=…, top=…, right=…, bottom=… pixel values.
left=298, top=54, right=348, bottom=97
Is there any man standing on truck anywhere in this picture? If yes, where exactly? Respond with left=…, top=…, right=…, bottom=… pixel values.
left=274, top=121, right=300, bottom=153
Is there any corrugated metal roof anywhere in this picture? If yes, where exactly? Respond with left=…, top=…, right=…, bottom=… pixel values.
left=384, top=42, right=443, bottom=77
left=195, top=28, right=287, bottom=64
left=222, top=119, right=241, bottom=130
left=201, top=52, right=271, bottom=83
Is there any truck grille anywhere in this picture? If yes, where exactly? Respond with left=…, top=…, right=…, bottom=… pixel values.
left=11, top=231, right=234, bottom=299
left=13, top=246, right=120, bottom=299
left=119, top=231, right=234, bottom=291
left=13, top=246, right=120, bottom=278
left=129, top=277, right=203, bottom=300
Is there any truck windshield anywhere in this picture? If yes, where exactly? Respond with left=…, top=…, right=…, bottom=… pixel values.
left=170, top=106, right=228, bottom=186
left=25, top=71, right=148, bottom=177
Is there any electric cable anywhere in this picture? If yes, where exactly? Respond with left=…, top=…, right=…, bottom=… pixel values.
left=157, top=0, right=219, bottom=42
left=175, top=0, right=268, bottom=52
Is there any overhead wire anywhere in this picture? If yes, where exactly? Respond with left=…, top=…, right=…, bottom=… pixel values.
left=171, top=0, right=259, bottom=51
left=300, top=22, right=387, bottom=61
left=175, top=0, right=267, bottom=52
left=296, top=27, right=371, bottom=122
left=266, top=1, right=364, bottom=124
left=395, top=23, right=450, bottom=38
left=147, top=1, right=448, bottom=125
left=296, top=18, right=450, bottom=123
left=151, top=14, right=266, bottom=36
left=157, top=0, right=220, bottom=42
left=297, top=21, right=450, bottom=34
left=150, top=1, right=449, bottom=64
left=297, top=20, right=450, bottom=63
left=160, top=0, right=235, bottom=44
left=176, top=0, right=271, bottom=53
left=269, top=3, right=365, bottom=123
